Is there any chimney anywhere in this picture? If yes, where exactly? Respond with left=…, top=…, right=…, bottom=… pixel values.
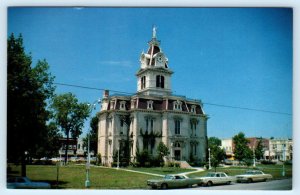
left=103, top=90, right=109, bottom=98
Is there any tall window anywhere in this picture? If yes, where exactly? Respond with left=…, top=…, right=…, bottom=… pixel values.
left=150, top=119, right=153, bottom=132
left=145, top=118, right=154, bottom=132
left=191, top=120, right=197, bottom=136
left=175, top=119, right=181, bottom=135
left=156, top=75, right=165, bottom=88
left=141, top=76, right=146, bottom=89
left=120, top=118, right=124, bottom=134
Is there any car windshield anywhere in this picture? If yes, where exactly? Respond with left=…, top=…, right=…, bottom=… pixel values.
left=164, top=175, right=174, bottom=180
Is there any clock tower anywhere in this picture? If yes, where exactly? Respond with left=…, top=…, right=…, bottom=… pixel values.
left=136, top=27, right=173, bottom=96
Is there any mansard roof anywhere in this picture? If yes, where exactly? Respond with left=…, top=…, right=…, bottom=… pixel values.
left=101, top=93, right=205, bottom=115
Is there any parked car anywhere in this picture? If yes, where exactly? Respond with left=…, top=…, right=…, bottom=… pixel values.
left=147, top=174, right=199, bottom=189
left=195, top=172, right=235, bottom=187
left=236, top=170, right=272, bottom=183
left=7, top=176, right=51, bottom=189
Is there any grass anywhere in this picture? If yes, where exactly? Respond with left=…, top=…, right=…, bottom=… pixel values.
left=8, top=164, right=161, bottom=189
left=7, top=164, right=292, bottom=189
left=188, top=164, right=292, bottom=180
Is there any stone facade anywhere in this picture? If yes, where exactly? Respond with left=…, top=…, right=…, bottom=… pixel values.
left=97, top=27, right=208, bottom=166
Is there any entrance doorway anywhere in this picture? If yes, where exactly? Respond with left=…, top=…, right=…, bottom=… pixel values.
left=174, top=150, right=181, bottom=160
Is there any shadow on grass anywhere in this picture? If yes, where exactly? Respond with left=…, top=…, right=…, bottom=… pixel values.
left=32, top=179, right=69, bottom=189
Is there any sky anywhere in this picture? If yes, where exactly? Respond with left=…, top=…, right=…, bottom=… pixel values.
left=7, top=7, right=293, bottom=139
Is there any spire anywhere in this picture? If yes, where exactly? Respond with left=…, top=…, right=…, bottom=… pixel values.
left=152, top=25, right=157, bottom=39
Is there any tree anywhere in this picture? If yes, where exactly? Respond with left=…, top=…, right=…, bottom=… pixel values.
left=89, top=115, right=99, bottom=154
left=233, top=132, right=252, bottom=164
left=157, top=142, right=170, bottom=166
left=35, top=122, right=62, bottom=159
left=208, top=137, right=226, bottom=171
left=7, top=34, right=56, bottom=176
left=255, top=138, right=264, bottom=160
left=50, top=93, right=90, bottom=164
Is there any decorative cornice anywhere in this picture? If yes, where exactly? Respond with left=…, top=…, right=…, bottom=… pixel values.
left=136, top=67, right=173, bottom=76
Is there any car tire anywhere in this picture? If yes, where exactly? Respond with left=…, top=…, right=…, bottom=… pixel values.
left=247, top=178, right=253, bottom=183
left=226, top=181, right=231, bottom=185
left=161, top=183, right=168, bottom=189
left=207, top=181, right=213, bottom=187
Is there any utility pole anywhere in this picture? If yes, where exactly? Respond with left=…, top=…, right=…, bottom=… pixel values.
left=208, top=148, right=212, bottom=170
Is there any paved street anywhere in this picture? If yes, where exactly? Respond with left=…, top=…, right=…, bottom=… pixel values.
left=185, top=178, right=292, bottom=190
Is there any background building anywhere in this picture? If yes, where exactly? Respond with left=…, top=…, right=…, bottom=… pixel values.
left=221, top=137, right=292, bottom=162
left=266, top=138, right=293, bottom=161
left=97, top=28, right=208, bottom=166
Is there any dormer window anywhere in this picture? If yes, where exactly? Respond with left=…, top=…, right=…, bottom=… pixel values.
left=191, top=105, right=196, bottom=113
left=120, top=101, right=126, bottom=110
left=131, top=99, right=136, bottom=109
left=173, top=100, right=182, bottom=111
left=147, top=100, right=153, bottom=110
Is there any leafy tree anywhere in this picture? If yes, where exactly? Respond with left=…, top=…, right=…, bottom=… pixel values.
left=7, top=34, right=56, bottom=176
left=89, top=115, right=99, bottom=154
left=208, top=137, right=226, bottom=171
left=233, top=132, right=252, bottom=163
left=157, top=142, right=169, bottom=166
left=136, top=148, right=150, bottom=167
left=255, top=138, right=264, bottom=160
left=50, top=93, right=90, bottom=164
left=35, top=122, right=62, bottom=159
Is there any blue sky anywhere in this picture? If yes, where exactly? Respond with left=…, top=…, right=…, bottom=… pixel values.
left=8, top=7, right=292, bottom=139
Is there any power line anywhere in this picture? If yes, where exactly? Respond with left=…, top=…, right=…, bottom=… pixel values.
left=53, top=82, right=292, bottom=116
left=203, top=102, right=292, bottom=116
left=53, top=82, right=134, bottom=95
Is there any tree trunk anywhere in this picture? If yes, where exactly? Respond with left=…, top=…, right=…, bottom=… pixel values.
left=21, top=153, right=26, bottom=177
left=64, top=131, right=69, bottom=164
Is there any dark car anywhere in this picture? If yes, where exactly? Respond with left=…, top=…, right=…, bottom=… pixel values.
left=7, top=176, right=51, bottom=189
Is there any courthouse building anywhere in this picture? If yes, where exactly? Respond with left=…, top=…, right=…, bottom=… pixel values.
left=97, top=28, right=208, bottom=166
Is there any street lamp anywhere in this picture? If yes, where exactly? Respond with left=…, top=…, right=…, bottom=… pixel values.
left=253, top=147, right=256, bottom=167
left=282, top=144, right=286, bottom=177
left=85, top=99, right=101, bottom=188
left=85, top=133, right=91, bottom=188
left=208, top=148, right=212, bottom=170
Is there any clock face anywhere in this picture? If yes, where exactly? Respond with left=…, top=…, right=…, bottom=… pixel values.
left=157, top=56, right=163, bottom=63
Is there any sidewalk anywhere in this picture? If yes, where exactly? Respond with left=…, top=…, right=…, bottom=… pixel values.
left=177, top=167, right=205, bottom=176
left=96, top=165, right=205, bottom=177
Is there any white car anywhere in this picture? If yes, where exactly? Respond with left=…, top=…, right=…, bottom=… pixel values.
left=236, top=170, right=273, bottom=183
left=7, top=176, right=51, bottom=189
left=196, top=172, right=235, bottom=187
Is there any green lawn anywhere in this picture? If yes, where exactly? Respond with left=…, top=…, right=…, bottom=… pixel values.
left=7, top=164, right=292, bottom=189
left=188, top=164, right=292, bottom=180
left=8, top=165, right=161, bottom=189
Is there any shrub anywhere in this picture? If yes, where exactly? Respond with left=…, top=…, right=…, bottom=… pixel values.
left=261, top=160, right=276, bottom=165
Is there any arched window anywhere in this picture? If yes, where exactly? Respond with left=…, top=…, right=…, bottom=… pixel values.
left=174, top=142, right=181, bottom=148
left=156, top=75, right=165, bottom=88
